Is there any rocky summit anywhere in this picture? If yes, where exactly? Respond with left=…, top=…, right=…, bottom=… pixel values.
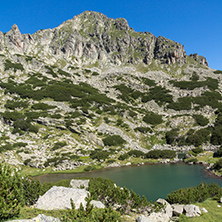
left=0, top=11, right=221, bottom=172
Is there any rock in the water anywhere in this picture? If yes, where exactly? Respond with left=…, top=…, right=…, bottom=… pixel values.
left=89, top=200, right=105, bottom=208
left=184, top=204, right=201, bottom=217
left=70, top=179, right=89, bottom=189
left=172, top=204, right=184, bottom=216
left=35, top=186, right=89, bottom=210
left=7, top=214, right=60, bottom=222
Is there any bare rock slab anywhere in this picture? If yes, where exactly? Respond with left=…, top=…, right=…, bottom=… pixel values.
left=35, top=186, right=89, bottom=210
left=89, top=200, right=105, bottom=208
left=184, top=204, right=201, bottom=217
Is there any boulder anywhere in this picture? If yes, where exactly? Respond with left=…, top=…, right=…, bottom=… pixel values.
left=220, top=197, right=222, bottom=203
left=184, top=204, right=201, bottom=217
left=89, top=200, right=105, bottom=208
left=70, top=179, right=89, bottom=189
left=35, top=186, right=89, bottom=210
left=7, top=214, right=60, bottom=222
left=156, top=198, right=172, bottom=218
left=145, top=212, right=171, bottom=222
left=172, top=204, right=184, bottom=216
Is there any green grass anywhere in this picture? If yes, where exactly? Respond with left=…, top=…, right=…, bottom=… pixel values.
left=179, top=199, right=222, bottom=222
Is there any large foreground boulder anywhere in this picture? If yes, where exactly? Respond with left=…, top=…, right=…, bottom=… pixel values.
left=35, top=186, right=89, bottom=210
left=8, top=214, right=60, bottom=222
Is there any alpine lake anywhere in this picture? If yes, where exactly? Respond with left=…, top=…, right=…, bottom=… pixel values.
left=36, top=162, right=222, bottom=201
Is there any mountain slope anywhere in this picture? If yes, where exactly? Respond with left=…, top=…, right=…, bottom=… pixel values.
left=0, top=11, right=221, bottom=172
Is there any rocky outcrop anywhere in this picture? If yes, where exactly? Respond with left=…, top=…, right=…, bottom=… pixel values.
left=189, top=53, right=208, bottom=66
left=35, top=186, right=89, bottom=210
left=0, top=11, right=197, bottom=66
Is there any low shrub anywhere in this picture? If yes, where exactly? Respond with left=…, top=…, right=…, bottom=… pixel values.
left=0, top=164, right=23, bottom=220
left=166, top=182, right=221, bottom=204
left=193, top=114, right=209, bottom=126
left=143, top=113, right=163, bottom=125
left=103, top=135, right=126, bottom=146
left=146, top=150, right=176, bottom=159
left=118, top=153, right=129, bottom=161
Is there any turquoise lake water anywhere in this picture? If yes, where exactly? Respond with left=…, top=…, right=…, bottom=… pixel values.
left=36, top=162, right=222, bottom=201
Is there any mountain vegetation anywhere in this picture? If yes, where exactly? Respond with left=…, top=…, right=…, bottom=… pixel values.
left=0, top=11, right=221, bottom=176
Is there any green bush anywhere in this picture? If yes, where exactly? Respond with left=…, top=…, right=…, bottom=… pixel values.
left=31, top=103, right=56, bottom=110
left=134, top=127, right=152, bottom=133
left=127, top=150, right=144, bottom=157
left=143, top=113, right=163, bottom=125
left=4, top=59, right=24, bottom=71
left=166, top=182, right=221, bottom=204
left=103, top=135, right=126, bottom=146
left=118, top=153, right=129, bottom=161
left=0, top=164, right=23, bottom=220
left=165, top=129, right=179, bottom=144
left=146, top=150, right=176, bottom=159
left=193, top=114, right=209, bottom=126
left=90, top=150, right=110, bottom=161
left=213, top=158, right=222, bottom=170
left=51, top=142, right=67, bottom=151
left=22, top=176, right=42, bottom=206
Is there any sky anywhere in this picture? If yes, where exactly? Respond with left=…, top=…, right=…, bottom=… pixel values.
left=0, top=0, right=221, bottom=70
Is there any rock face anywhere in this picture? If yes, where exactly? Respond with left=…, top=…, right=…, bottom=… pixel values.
left=0, top=11, right=205, bottom=67
left=35, top=186, right=89, bottom=210
left=8, top=214, right=60, bottom=222
left=70, top=179, right=89, bottom=189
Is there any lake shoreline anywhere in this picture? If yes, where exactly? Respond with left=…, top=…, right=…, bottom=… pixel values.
left=35, top=158, right=222, bottom=184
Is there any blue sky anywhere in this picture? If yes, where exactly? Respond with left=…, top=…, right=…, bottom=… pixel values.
left=0, top=0, right=221, bottom=70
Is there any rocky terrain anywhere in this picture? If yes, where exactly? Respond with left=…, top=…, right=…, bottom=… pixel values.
left=0, top=11, right=221, bottom=173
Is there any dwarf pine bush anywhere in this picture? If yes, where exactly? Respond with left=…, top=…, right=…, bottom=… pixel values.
left=0, top=164, right=24, bottom=220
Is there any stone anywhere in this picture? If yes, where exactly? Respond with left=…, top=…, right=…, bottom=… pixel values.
left=156, top=198, right=172, bottom=218
left=136, top=215, right=154, bottom=222
left=7, top=214, right=60, bottom=222
left=220, top=197, right=222, bottom=203
left=184, top=204, right=201, bottom=217
left=201, top=207, right=208, bottom=213
left=35, top=186, right=89, bottom=210
left=172, top=204, right=184, bottom=216
left=70, top=179, right=89, bottom=189
left=89, top=200, right=105, bottom=208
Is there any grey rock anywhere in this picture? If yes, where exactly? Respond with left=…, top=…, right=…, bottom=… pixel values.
left=172, top=204, right=184, bottom=216
left=89, top=200, right=105, bottom=208
left=201, top=207, right=208, bottom=213
left=35, top=186, right=89, bottom=210
left=7, top=214, right=60, bottom=222
left=156, top=198, right=172, bottom=218
left=184, top=204, right=201, bottom=217
left=220, top=197, right=222, bottom=203
left=70, top=179, right=89, bottom=189
left=136, top=215, right=154, bottom=222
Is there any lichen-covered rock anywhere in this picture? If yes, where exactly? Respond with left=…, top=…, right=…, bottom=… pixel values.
left=35, top=186, right=89, bottom=210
